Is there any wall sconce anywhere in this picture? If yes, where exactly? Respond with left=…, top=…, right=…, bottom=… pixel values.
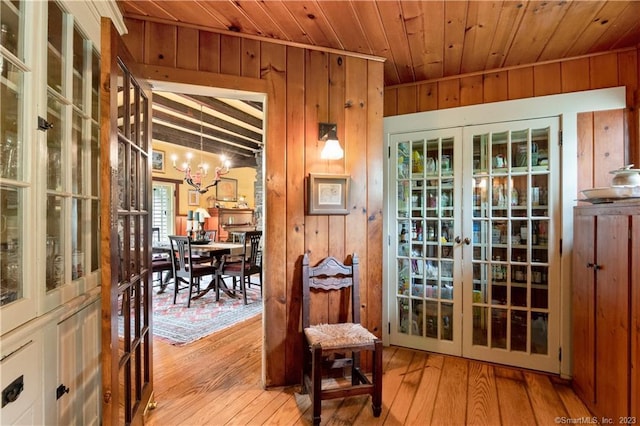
left=319, top=122, right=344, bottom=160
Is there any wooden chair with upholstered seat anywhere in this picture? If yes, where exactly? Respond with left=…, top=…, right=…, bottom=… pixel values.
left=168, top=235, right=217, bottom=307
left=215, top=230, right=262, bottom=304
left=301, top=253, right=382, bottom=425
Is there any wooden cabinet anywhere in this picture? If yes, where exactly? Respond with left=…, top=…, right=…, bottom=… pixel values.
left=207, top=208, right=255, bottom=242
left=572, top=204, right=639, bottom=419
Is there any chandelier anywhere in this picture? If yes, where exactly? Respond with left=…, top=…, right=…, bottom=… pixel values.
left=171, top=106, right=230, bottom=194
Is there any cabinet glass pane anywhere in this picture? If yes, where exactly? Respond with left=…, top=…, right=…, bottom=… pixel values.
left=91, top=122, right=99, bottom=195
left=0, top=186, right=22, bottom=305
left=71, top=198, right=84, bottom=280
left=47, top=95, right=63, bottom=191
left=1, top=63, right=22, bottom=180
left=47, top=2, right=63, bottom=94
left=72, top=26, right=85, bottom=108
left=91, top=199, right=99, bottom=272
left=46, top=195, right=65, bottom=291
left=91, top=50, right=99, bottom=122
left=1, top=0, right=23, bottom=61
left=72, top=109, right=83, bottom=193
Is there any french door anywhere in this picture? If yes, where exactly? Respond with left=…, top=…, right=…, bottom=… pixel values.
left=100, top=18, right=154, bottom=424
left=388, top=117, right=560, bottom=373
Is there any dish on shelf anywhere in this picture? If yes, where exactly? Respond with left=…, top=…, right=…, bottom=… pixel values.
left=580, top=186, right=640, bottom=203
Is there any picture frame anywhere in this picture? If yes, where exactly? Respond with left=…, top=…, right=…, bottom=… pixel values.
left=216, top=177, right=238, bottom=202
left=307, top=173, right=350, bottom=215
left=188, top=190, right=200, bottom=206
left=151, top=149, right=165, bottom=172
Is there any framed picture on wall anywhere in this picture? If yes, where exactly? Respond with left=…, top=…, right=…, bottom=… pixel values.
left=307, top=173, right=350, bottom=215
left=152, top=150, right=165, bottom=172
left=216, top=178, right=237, bottom=202
left=188, top=190, right=200, bottom=206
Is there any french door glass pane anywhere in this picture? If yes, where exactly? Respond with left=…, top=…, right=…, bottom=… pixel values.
left=47, top=96, right=63, bottom=191
left=471, top=125, right=550, bottom=355
left=1, top=0, right=23, bottom=61
left=47, top=2, right=63, bottom=94
left=0, top=64, right=22, bottom=180
left=71, top=198, right=84, bottom=280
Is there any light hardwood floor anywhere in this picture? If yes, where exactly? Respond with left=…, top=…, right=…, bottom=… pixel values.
left=146, top=314, right=592, bottom=425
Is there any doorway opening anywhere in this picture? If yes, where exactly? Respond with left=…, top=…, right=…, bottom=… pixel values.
left=148, top=79, right=266, bottom=346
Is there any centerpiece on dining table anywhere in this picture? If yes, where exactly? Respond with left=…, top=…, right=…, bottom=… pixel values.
left=186, top=208, right=211, bottom=244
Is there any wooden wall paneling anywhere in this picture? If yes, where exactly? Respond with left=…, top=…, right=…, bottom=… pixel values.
left=176, top=26, right=199, bottom=70
left=618, top=49, right=639, bottom=166
left=438, top=79, right=461, bottom=110
left=144, top=21, right=177, bottom=67
left=417, top=82, right=438, bottom=112
left=366, top=60, right=385, bottom=338
left=593, top=109, right=624, bottom=188
left=384, top=87, right=398, bottom=117
left=261, top=41, right=288, bottom=387
left=482, top=71, right=507, bottom=104
left=123, top=18, right=145, bottom=63
left=589, top=52, right=619, bottom=90
left=576, top=112, right=594, bottom=195
left=459, top=75, right=483, bottom=107
left=507, top=67, right=534, bottom=100
left=241, top=38, right=261, bottom=79
left=396, top=85, right=418, bottom=115
left=328, top=53, right=347, bottom=325
left=633, top=215, right=640, bottom=418
left=561, top=58, right=591, bottom=93
left=220, top=34, right=242, bottom=76
left=198, top=31, right=220, bottom=73
left=284, top=46, right=306, bottom=385
left=344, top=56, right=368, bottom=327
left=533, top=62, right=561, bottom=97
left=304, top=50, right=330, bottom=325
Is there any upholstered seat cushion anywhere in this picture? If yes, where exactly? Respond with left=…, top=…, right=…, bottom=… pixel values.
left=222, top=261, right=247, bottom=272
left=152, top=259, right=172, bottom=271
left=304, top=323, right=377, bottom=349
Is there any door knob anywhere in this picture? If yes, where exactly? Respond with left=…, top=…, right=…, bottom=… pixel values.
left=454, top=236, right=471, bottom=245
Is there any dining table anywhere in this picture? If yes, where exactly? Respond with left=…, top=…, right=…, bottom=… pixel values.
left=152, top=240, right=244, bottom=300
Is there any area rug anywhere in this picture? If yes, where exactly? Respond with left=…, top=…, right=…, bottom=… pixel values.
left=152, top=281, right=262, bottom=346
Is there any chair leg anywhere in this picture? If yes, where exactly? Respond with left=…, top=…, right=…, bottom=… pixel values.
left=372, top=340, right=383, bottom=417
left=311, top=344, right=322, bottom=426
left=241, top=273, right=248, bottom=305
left=186, top=278, right=193, bottom=308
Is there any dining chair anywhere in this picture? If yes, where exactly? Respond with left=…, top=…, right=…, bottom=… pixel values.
left=168, top=235, right=217, bottom=307
left=215, top=231, right=262, bottom=304
left=301, top=253, right=382, bottom=426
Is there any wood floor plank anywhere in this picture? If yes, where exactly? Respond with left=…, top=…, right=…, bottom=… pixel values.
left=524, top=371, right=570, bottom=425
left=466, top=361, right=501, bottom=426
left=404, top=354, right=444, bottom=425
left=364, top=347, right=416, bottom=424
left=555, top=383, right=594, bottom=419
left=494, top=367, right=536, bottom=426
left=146, top=314, right=593, bottom=425
left=430, top=356, right=469, bottom=425
left=383, top=350, right=428, bottom=425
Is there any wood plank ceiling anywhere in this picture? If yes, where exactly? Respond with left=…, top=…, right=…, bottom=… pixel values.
left=120, top=0, right=640, bottom=163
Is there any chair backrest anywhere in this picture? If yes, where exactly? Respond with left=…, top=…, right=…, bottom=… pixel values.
left=205, top=229, right=217, bottom=242
left=301, top=253, right=360, bottom=329
left=168, top=235, right=194, bottom=280
left=152, top=227, right=160, bottom=242
left=240, top=231, right=262, bottom=266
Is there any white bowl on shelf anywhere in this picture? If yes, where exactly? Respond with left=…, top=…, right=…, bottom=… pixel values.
left=581, top=186, right=640, bottom=200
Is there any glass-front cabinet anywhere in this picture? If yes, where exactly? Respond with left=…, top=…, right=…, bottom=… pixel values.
left=1, top=0, right=101, bottom=333
left=389, top=117, right=560, bottom=373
